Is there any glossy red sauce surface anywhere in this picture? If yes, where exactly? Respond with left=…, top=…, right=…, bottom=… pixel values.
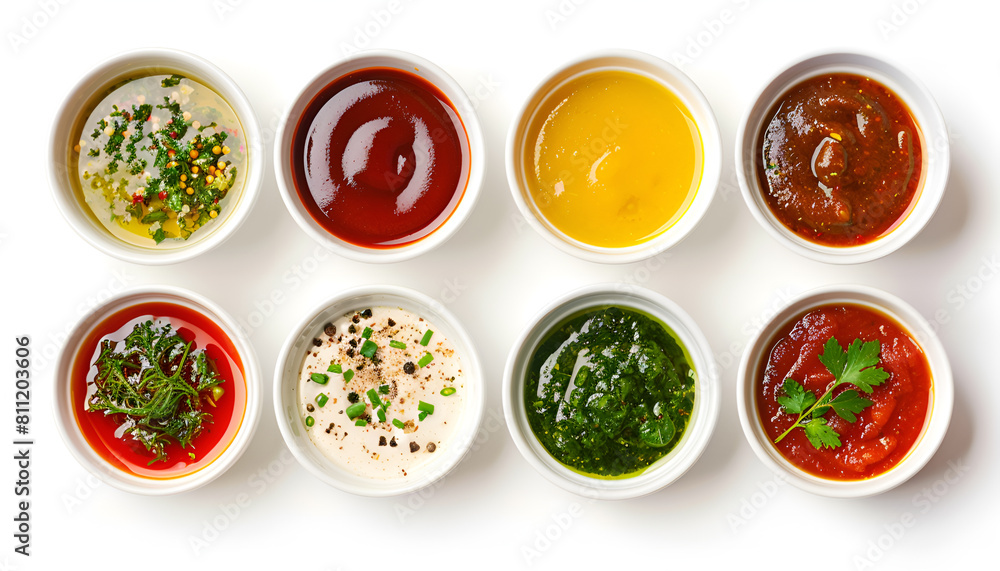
left=291, top=67, right=469, bottom=248
left=71, top=302, right=246, bottom=479
left=756, top=73, right=923, bottom=246
left=756, top=304, right=931, bottom=480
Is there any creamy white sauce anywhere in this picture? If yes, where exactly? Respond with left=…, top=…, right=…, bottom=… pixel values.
left=298, top=306, right=466, bottom=479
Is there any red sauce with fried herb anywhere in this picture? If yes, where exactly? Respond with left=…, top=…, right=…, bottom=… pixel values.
left=71, top=302, right=246, bottom=479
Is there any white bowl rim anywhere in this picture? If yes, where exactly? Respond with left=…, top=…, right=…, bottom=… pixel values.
left=734, top=49, right=950, bottom=265
left=735, top=283, right=954, bottom=497
left=48, top=47, right=264, bottom=266
left=272, top=284, right=486, bottom=496
left=52, top=284, right=262, bottom=495
left=502, top=283, right=720, bottom=500
left=273, top=49, right=486, bottom=264
left=504, top=48, right=722, bottom=265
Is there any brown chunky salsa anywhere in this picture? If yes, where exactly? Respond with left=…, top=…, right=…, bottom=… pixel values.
left=756, top=73, right=922, bottom=246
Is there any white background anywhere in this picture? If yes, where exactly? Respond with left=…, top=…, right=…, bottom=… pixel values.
left=2, top=0, right=996, bottom=569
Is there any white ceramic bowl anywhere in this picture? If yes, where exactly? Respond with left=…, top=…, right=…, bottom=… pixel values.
left=735, top=51, right=949, bottom=264
left=505, top=50, right=721, bottom=264
left=736, top=284, right=953, bottom=497
left=53, top=286, right=262, bottom=495
left=273, top=285, right=485, bottom=496
left=49, top=48, right=264, bottom=265
left=274, top=50, right=485, bottom=264
left=502, top=284, right=719, bottom=499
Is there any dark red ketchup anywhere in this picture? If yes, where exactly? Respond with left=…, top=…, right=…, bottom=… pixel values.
left=291, top=67, right=470, bottom=248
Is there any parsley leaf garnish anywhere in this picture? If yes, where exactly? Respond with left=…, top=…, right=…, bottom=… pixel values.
left=775, top=378, right=816, bottom=414
left=803, top=418, right=841, bottom=449
left=773, top=338, right=888, bottom=450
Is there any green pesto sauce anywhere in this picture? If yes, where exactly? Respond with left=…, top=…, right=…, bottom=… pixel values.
left=524, top=306, right=695, bottom=478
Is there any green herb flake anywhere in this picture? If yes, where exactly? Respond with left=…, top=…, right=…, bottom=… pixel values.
left=315, top=393, right=329, bottom=408
left=392, top=419, right=405, bottom=430
left=160, top=74, right=185, bottom=88
left=327, top=363, right=343, bottom=374
left=417, top=401, right=435, bottom=415
left=389, top=340, right=406, bottom=350
left=417, top=352, right=434, bottom=368
left=346, top=402, right=366, bottom=419
left=355, top=419, right=367, bottom=427
left=361, top=327, right=373, bottom=339
left=343, top=369, right=354, bottom=383
left=310, top=373, right=330, bottom=385
left=420, top=330, right=434, bottom=346
left=360, top=340, right=378, bottom=359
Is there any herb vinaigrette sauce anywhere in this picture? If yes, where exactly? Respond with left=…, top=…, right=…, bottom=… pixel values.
left=524, top=306, right=695, bottom=478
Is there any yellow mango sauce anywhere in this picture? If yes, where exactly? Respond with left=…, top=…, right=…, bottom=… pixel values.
left=523, top=70, right=703, bottom=248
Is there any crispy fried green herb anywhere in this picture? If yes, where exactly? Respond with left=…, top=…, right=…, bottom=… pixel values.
left=774, top=338, right=889, bottom=449
left=88, top=319, right=224, bottom=464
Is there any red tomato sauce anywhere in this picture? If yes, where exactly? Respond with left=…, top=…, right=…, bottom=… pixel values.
left=756, top=73, right=923, bottom=246
left=756, top=304, right=931, bottom=480
left=291, top=67, right=470, bottom=248
left=71, top=302, right=246, bottom=479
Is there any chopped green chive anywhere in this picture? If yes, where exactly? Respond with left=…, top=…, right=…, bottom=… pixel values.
left=420, top=330, right=434, bottom=346
left=361, top=326, right=373, bottom=339
left=327, top=363, right=342, bottom=374
left=360, top=339, right=378, bottom=359
left=389, top=339, right=406, bottom=350
left=440, top=387, right=456, bottom=396
left=346, top=402, right=366, bottom=419
left=392, top=418, right=405, bottom=430
left=418, top=411, right=428, bottom=421
left=355, top=419, right=367, bottom=426
left=377, top=408, right=386, bottom=423
left=379, top=384, right=390, bottom=394
left=315, top=393, right=329, bottom=408
left=305, top=415, right=315, bottom=427
left=417, top=352, right=434, bottom=368
left=310, top=373, right=329, bottom=385
left=343, top=369, right=354, bottom=383
left=418, top=401, right=435, bottom=415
